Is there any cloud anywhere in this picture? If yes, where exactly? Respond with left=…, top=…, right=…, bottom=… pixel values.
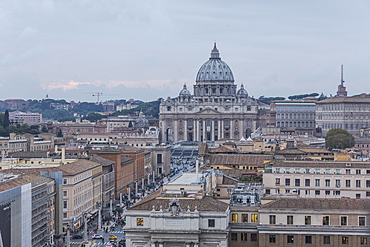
left=42, top=79, right=185, bottom=92
left=42, top=80, right=94, bottom=91
left=18, top=26, right=38, bottom=40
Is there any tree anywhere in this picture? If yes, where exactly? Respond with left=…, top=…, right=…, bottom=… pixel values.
left=57, top=129, right=63, bottom=137
left=325, top=128, right=355, bottom=150
left=3, top=110, right=10, bottom=128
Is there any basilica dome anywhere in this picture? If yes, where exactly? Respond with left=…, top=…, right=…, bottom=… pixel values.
left=179, top=84, right=191, bottom=96
left=237, top=84, right=248, bottom=96
left=195, top=43, right=234, bottom=83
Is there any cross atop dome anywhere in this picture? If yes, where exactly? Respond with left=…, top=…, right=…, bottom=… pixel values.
left=210, top=42, right=220, bottom=59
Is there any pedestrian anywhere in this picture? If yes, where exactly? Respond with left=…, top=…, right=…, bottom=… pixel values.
left=102, top=237, right=104, bottom=243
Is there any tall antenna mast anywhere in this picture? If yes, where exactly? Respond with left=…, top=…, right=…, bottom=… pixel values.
left=341, top=64, right=345, bottom=86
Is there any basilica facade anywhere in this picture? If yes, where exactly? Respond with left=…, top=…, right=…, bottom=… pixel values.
left=159, top=43, right=263, bottom=143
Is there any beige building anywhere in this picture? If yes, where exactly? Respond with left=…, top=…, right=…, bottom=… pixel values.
left=257, top=198, right=370, bottom=247
left=263, top=160, right=370, bottom=199
left=124, top=170, right=230, bottom=247
left=316, top=94, right=370, bottom=137
left=159, top=43, right=262, bottom=143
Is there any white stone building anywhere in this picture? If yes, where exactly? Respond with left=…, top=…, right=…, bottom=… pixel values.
left=159, top=43, right=262, bottom=143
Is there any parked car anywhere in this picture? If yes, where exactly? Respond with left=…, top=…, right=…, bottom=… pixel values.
left=72, top=234, right=83, bottom=239
left=109, top=234, right=117, bottom=240
left=92, top=234, right=103, bottom=239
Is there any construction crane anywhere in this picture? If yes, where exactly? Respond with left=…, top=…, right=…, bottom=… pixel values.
left=86, top=92, right=119, bottom=104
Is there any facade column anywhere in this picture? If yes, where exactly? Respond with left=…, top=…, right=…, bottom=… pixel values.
left=230, top=119, right=233, bottom=139
left=197, top=120, right=200, bottom=142
left=203, top=120, right=206, bottom=142
left=221, top=120, right=224, bottom=139
left=184, top=119, right=187, bottom=142
left=211, top=120, right=215, bottom=141
left=193, top=119, right=197, bottom=142
left=239, top=119, right=243, bottom=139
left=174, top=119, right=178, bottom=143
left=218, top=120, right=221, bottom=140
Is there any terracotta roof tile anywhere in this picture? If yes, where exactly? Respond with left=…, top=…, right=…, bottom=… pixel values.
left=210, top=154, right=272, bottom=166
left=262, top=198, right=370, bottom=211
left=129, top=195, right=229, bottom=212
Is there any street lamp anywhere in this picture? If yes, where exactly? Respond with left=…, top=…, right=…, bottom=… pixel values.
left=110, top=196, right=113, bottom=216
left=83, top=212, right=88, bottom=242
left=96, top=201, right=102, bottom=231
left=120, top=190, right=123, bottom=208
left=66, top=223, right=71, bottom=247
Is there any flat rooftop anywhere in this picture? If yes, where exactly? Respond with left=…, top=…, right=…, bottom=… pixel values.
left=167, top=172, right=200, bottom=185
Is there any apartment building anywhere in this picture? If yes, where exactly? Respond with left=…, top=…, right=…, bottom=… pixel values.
left=97, top=149, right=135, bottom=201
left=258, top=198, right=370, bottom=247
left=264, top=160, right=370, bottom=199
left=271, top=100, right=317, bottom=136
left=316, top=94, right=370, bottom=137
left=0, top=173, right=56, bottom=246
left=8, top=111, right=42, bottom=125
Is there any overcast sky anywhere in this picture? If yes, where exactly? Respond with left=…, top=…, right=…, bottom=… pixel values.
left=1, top=1, right=370, bottom=102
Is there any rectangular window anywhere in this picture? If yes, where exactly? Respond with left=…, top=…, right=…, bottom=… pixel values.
left=136, top=218, right=144, bottom=226
left=295, top=179, right=300, bottom=187
left=324, top=236, right=330, bottom=244
left=269, top=235, right=276, bottom=243
left=251, top=233, right=257, bottom=242
left=315, top=169, right=320, bottom=174
left=341, top=216, right=347, bottom=226
left=346, top=180, right=351, bottom=187
left=366, top=180, right=370, bottom=188
left=156, top=153, right=163, bottom=164
left=241, top=214, right=248, bottom=222
left=63, top=213, right=67, bottom=218
left=231, top=233, right=237, bottom=241
left=356, top=169, right=361, bottom=174
left=325, top=179, right=330, bottom=187
left=315, top=190, right=320, bottom=195
left=269, top=215, right=276, bottom=224
left=241, top=233, right=247, bottom=241
left=63, top=190, right=67, bottom=197
left=305, top=216, right=311, bottom=225
left=305, top=179, right=310, bottom=187
left=325, top=169, right=330, bottom=174
left=287, top=215, right=293, bottom=225
left=251, top=214, right=258, bottom=223
left=231, top=214, right=238, bottom=223
left=315, top=179, right=320, bottom=187
left=357, top=194, right=361, bottom=199
left=346, top=169, right=350, bottom=174
left=63, top=179, right=67, bottom=185
left=359, top=217, right=366, bottom=226
left=361, top=237, right=367, bottom=245
left=335, top=169, right=341, bottom=174
left=335, top=179, right=341, bottom=187
left=287, top=235, right=294, bottom=243
left=208, top=219, right=215, bottom=227
left=285, top=178, right=290, bottom=186
left=305, top=235, right=312, bottom=244
left=325, top=190, right=330, bottom=196
left=323, top=216, right=329, bottom=225
left=265, top=189, right=271, bottom=195
left=342, top=236, right=349, bottom=245
left=63, top=201, right=68, bottom=209
left=275, top=178, right=281, bottom=185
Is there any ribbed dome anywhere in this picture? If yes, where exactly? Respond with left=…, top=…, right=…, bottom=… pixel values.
left=237, top=84, right=248, bottom=96
left=179, top=84, right=191, bottom=96
left=196, top=43, right=234, bottom=83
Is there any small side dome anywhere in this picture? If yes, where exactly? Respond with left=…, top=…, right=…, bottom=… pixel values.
left=179, top=84, right=191, bottom=96
left=237, top=84, right=248, bottom=96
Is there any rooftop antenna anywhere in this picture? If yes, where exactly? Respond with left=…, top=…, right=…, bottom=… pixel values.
left=341, top=64, right=345, bottom=87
